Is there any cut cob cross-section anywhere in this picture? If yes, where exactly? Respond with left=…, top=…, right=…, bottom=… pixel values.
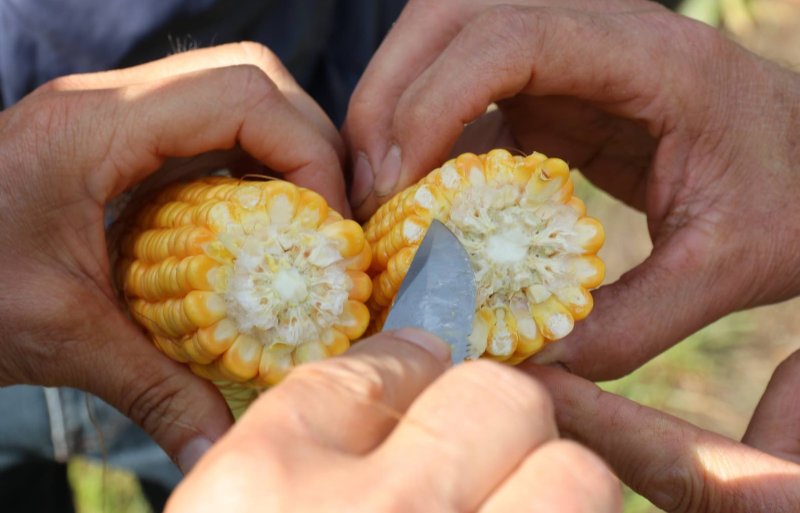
left=364, top=149, right=605, bottom=365
left=117, top=177, right=371, bottom=415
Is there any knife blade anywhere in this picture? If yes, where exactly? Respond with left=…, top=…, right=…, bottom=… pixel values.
left=382, top=220, right=477, bottom=364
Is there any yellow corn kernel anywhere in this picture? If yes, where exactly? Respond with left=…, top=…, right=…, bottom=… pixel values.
left=554, top=286, right=594, bottom=321
left=321, top=220, right=366, bottom=259
left=486, top=307, right=519, bottom=360
left=343, top=240, right=372, bottom=272
left=334, top=300, right=370, bottom=340
left=347, top=270, right=373, bottom=302
left=364, top=149, right=605, bottom=363
left=531, top=296, right=575, bottom=341
left=218, top=334, right=263, bottom=382
left=182, top=291, right=227, bottom=329
left=256, top=345, right=294, bottom=387
left=322, top=329, right=350, bottom=357
left=193, top=320, right=239, bottom=360
left=293, top=341, right=327, bottom=365
left=117, top=177, right=372, bottom=415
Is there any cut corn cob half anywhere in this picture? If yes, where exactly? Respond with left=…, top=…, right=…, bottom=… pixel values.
left=117, top=177, right=371, bottom=416
left=364, top=149, right=604, bottom=363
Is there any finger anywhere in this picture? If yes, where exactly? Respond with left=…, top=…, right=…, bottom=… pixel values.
left=388, top=5, right=679, bottom=199
left=480, top=440, right=621, bottom=513
left=344, top=1, right=653, bottom=218
left=65, top=65, right=347, bottom=213
left=377, top=360, right=557, bottom=511
left=344, top=0, right=490, bottom=215
left=743, top=349, right=800, bottom=463
left=531, top=225, right=743, bottom=380
left=40, top=42, right=344, bottom=165
left=526, top=364, right=800, bottom=513
left=346, top=2, right=671, bottom=219
left=244, top=329, right=450, bottom=454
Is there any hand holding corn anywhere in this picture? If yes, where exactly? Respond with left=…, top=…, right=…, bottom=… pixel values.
left=119, top=148, right=604, bottom=413
left=345, top=0, right=800, bottom=510
left=345, top=0, right=800, bottom=378
left=0, top=43, right=347, bottom=472
left=167, top=329, right=620, bottom=513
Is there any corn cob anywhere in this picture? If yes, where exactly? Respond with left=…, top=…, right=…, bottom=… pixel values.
left=364, top=149, right=605, bottom=364
left=116, top=177, right=371, bottom=415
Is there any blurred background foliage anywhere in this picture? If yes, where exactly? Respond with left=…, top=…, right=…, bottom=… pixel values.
left=69, top=0, right=800, bottom=512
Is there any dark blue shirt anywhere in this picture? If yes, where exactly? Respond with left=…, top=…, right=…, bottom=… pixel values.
left=0, top=0, right=406, bottom=125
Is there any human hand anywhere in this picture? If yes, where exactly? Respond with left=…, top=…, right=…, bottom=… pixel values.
left=525, top=360, right=800, bottom=512
left=167, top=328, right=620, bottom=513
left=344, top=0, right=644, bottom=218
left=345, top=0, right=800, bottom=379
left=0, top=42, right=346, bottom=471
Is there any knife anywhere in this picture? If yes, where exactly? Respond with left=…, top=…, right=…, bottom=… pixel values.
left=382, top=220, right=477, bottom=364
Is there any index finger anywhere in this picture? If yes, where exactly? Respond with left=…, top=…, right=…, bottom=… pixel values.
left=41, top=42, right=344, bottom=164
left=385, top=5, right=684, bottom=201
left=344, top=0, right=662, bottom=219
left=525, top=364, right=800, bottom=513
left=63, top=64, right=348, bottom=213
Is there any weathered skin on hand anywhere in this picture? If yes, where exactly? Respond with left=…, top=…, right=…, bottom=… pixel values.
left=167, top=330, right=620, bottom=513
left=0, top=42, right=346, bottom=471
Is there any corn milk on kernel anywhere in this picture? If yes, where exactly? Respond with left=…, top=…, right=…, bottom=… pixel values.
left=364, top=149, right=605, bottom=363
left=119, top=177, right=372, bottom=401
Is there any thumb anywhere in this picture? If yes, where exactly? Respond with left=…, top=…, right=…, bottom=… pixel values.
left=97, top=317, right=233, bottom=473
left=49, top=292, right=234, bottom=473
left=531, top=226, right=741, bottom=380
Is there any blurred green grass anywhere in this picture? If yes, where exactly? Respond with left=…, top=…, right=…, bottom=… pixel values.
left=68, top=458, right=152, bottom=513
left=68, top=1, right=799, bottom=512
left=602, top=312, right=757, bottom=513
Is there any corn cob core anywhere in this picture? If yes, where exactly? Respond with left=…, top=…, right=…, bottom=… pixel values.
left=117, top=177, right=371, bottom=400
left=364, top=149, right=605, bottom=364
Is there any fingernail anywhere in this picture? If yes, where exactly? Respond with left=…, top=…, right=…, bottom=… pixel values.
left=176, top=437, right=213, bottom=474
left=374, top=144, right=402, bottom=197
left=393, top=328, right=451, bottom=364
left=350, top=152, right=373, bottom=208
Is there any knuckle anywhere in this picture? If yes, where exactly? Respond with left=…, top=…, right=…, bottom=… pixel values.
left=34, top=75, right=73, bottom=95
left=18, top=92, right=73, bottom=138
left=236, top=41, right=287, bottom=76
left=344, top=92, right=376, bottom=135
left=478, top=4, right=529, bottom=34
left=227, top=64, right=280, bottom=107
left=638, top=448, right=710, bottom=513
left=394, top=89, right=429, bottom=131
left=676, top=15, right=734, bottom=64
left=286, top=356, right=387, bottom=404
left=313, top=138, right=343, bottom=168
left=121, top=373, right=188, bottom=440
left=471, top=4, right=536, bottom=58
